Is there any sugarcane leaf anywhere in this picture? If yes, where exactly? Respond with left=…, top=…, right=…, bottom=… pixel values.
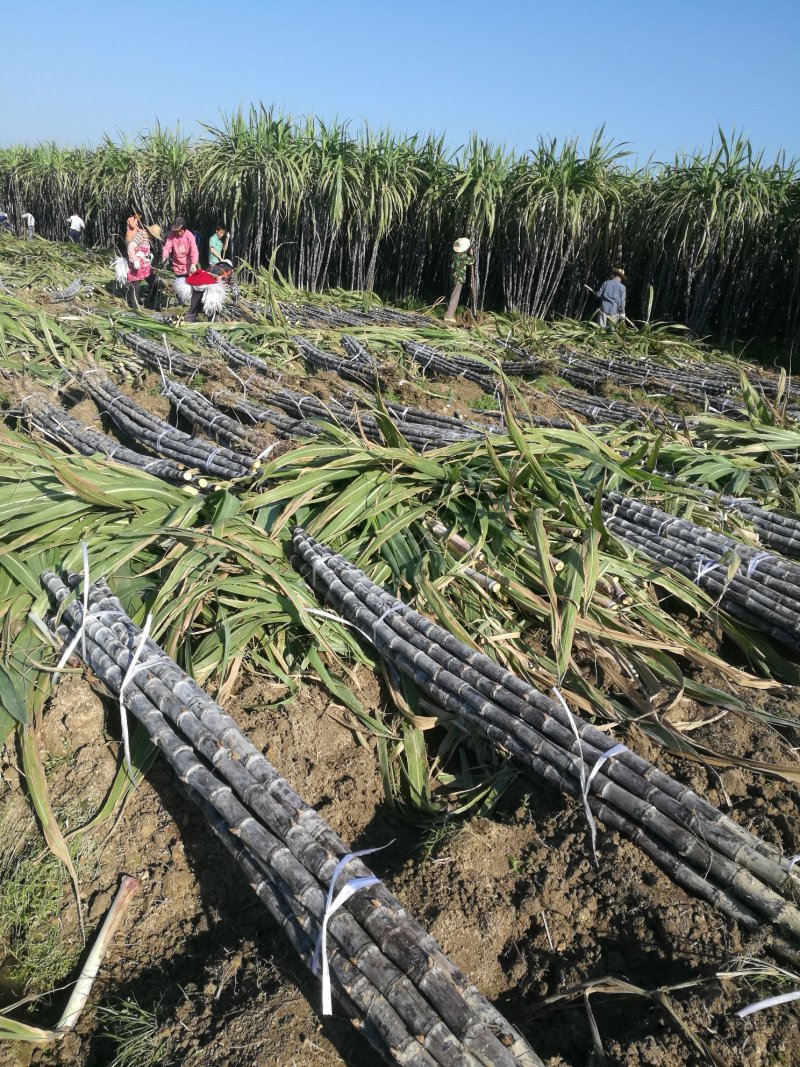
left=19, top=722, right=84, bottom=937
left=0, top=662, right=29, bottom=732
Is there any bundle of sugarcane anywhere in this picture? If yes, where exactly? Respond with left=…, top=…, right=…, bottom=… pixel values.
left=41, top=571, right=540, bottom=1067
left=475, top=409, right=574, bottom=430
left=401, top=342, right=496, bottom=391
left=293, top=336, right=383, bottom=388
left=277, top=301, right=434, bottom=330
left=120, top=331, right=206, bottom=378
left=254, top=388, right=483, bottom=450
left=79, top=370, right=259, bottom=481
left=549, top=387, right=675, bottom=428
left=352, top=306, right=435, bottom=329
left=603, top=490, right=800, bottom=650
left=287, top=301, right=368, bottom=328
left=499, top=340, right=745, bottom=410
left=209, top=386, right=487, bottom=450
left=340, top=333, right=388, bottom=383
left=213, top=391, right=327, bottom=440
left=716, top=494, right=800, bottom=558
left=160, top=378, right=254, bottom=449
left=18, top=393, right=196, bottom=485
left=291, top=527, right=800, bottom=950
left=47, top=278, right=83, bottom=303
left=205, top=327, right=280, bottom=380
left=556, top=347, right=739, bottom=402
left=385, top=402, right=488, bottom=435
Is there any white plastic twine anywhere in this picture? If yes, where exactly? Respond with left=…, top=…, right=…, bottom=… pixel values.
left=303, top=602, right=403, bottom=649
left=694, top=556, right=725, bottom=584
left=53, top=541, right=91, bottom=684
left=736, top=989, right=800, bottom=1018
left=117, top=614, right=159, bottom=776
left=746, top=551, right=770, bottom=579
left=552, top=687, right=595, bottom=859
left=552, top=688, right=626, bottom=865
left=312, top=841, right=394, bottom=1015
left=584, top=743, right=628, bottom=797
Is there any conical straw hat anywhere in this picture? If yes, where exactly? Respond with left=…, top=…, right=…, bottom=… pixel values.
left=452, top=237, right=471, bottom=253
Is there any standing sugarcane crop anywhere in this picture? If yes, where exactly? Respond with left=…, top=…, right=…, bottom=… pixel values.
left=290, top=527, right=800, bottom=957
left=444, top=238, right=473, bottom=324
left=42, top=571, right=542, bottom=1067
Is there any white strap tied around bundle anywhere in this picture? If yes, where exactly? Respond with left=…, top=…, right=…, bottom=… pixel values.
left=552, top=688, right=628, bottom=864
left=694, top=556, right=725, bottom=584
left=311, top=840, right=394, bottom=1015
left=746, top=551, right=771, bottom=579
left=53, top=541, right=91, bottom=684
left=117, top=614, right=160, bottom=776
left=302, top=601, right=403, bottom=650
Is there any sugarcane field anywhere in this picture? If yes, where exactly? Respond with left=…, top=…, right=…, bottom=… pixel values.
left=3, top=75, right=800, bottom=1067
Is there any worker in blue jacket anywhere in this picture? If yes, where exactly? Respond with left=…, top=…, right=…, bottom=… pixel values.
left=595, top=267, right=626, bottom=328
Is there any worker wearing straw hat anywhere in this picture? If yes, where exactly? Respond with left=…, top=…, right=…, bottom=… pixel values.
left=595, top=267, right=627, bottom=329
left=115, top=223, right=162, bottom=310
left=444, top=237, right=473, bottom=324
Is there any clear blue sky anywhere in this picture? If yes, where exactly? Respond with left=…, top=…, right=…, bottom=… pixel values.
left=4, top=0, right=798, bottom=163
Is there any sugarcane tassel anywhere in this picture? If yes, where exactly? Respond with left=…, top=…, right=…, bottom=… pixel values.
left=112, top=257, right=129, bottom=286
left=173, top=277, right=192, bottom=305
left=202, top=283, right=227, bottom=317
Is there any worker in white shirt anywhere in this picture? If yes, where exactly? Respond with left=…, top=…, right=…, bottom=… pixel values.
left=21, top=212, right=35, bottom=241
left=66, top=213, right=85, bottom=244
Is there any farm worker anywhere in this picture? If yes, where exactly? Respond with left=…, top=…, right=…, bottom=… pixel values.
left=119, top=223, right=162, bottom=309
left=184, top=259, right=234, bottom=322
left=595, top=267, right=627, bottom=328
left=162, top=217, right=199, bottom=279
left=444, top=237, right=472, bottom=324
left=66, top=213, right=85, bottom=244
left=209, top=224, right=226, bottom=266
left=21, top=211, right=35, bottom=241
left=125, top=212, right=142, bottom=242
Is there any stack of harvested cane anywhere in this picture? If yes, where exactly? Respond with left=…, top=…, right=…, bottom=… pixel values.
left=714, top=493, right=800, bottom=559
left=499, top=340, right=754, bottom=414
left=205, top=327, right=281, bottom=380
left=603, top=490, right=800, bottom=650
left=120, top=331, right=207, bottom=378
left=79, top=370, right=259, bottom=482
left=160, top=377, right=253, bottom=450
left=273, top=300, right=433, bottom=330
left=548, top=387, right=669, bottom=427
left=291, top=527, right=800, bottom=955
left=42, top=571, right=540, bottom=1067
left=294, top=336, right=384, bottom=388
left=205, top=384, right=492, bottom=452
left=401, top=342, right=496, bottom=391
left=18, top=392, right=195, bottom=485
left=47, top=278, right=83, bottom=303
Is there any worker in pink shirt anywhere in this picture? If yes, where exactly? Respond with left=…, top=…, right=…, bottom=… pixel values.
left=161, top=216, right=199, bottom=279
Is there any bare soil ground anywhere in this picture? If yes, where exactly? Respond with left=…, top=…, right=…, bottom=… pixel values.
left=1, top=657, right=800, bottom=1067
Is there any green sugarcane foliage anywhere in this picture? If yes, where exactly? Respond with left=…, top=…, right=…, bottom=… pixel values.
left=1, top=117, right=799, bottom=349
